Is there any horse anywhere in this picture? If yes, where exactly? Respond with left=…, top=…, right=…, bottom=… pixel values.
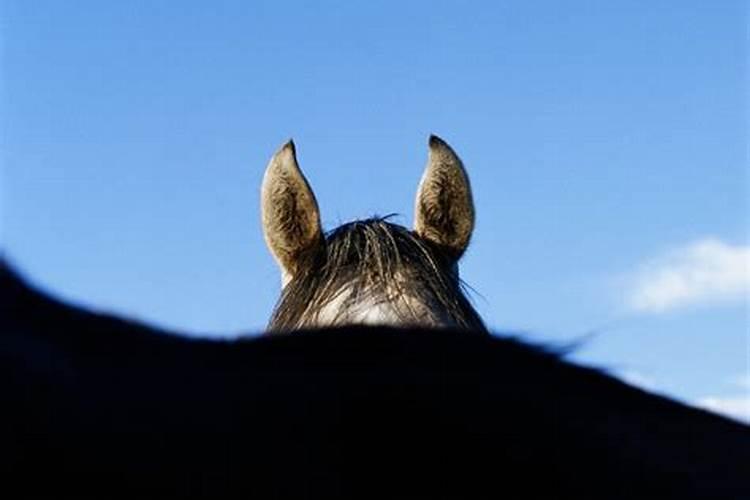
left=2, top=135, right=749, bottom=498
left=261, top=135, right=486, bottom=332
left=2, top=261, right=749, bottom=499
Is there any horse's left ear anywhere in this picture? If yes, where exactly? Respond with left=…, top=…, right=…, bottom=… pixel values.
left=414, top=135, right=475, bottom=259
left=261, top=140, right=323, bottom=286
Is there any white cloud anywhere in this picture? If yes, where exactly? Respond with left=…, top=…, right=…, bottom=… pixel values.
left=625, top=238, right=749, bottom=313
left=695, top=395, right=750, bottom=424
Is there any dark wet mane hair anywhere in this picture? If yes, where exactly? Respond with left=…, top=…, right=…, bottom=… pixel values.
left=267, top=217, right=487, bottom=332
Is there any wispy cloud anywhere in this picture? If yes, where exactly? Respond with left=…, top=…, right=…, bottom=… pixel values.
left=695, top=396, right=750, bottom=424
left=624, top=238, right=749, bottom=313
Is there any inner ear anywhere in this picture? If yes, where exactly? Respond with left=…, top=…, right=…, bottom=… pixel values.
left=261, top=140, right=323, bottom=284
left=413, top=135, right=475, bottom=259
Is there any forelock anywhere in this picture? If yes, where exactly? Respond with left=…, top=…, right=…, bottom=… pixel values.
left=266, top=217, right=486, bottom=332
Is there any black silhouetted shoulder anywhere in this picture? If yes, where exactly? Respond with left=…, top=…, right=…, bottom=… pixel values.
left=2, top=261, right=748, bottom=499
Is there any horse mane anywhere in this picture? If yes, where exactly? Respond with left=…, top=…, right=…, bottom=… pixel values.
left=267, top=217, right=487, bottom=332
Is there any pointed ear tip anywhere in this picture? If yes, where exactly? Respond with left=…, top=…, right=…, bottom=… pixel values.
left=269, top=139, right=297, bottom=168
left=428, top=135, right=458, bottom=156
left=428, top=134, right=445, bottom=147
left=281, top=138, right=296, bottom=154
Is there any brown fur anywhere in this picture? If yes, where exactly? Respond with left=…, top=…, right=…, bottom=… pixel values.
left=414, top=135, right=475, bottom=259
left=261, top=140, right=323, bottom=283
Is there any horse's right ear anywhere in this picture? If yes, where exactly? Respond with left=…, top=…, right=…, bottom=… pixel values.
left=261, top=140, right=323, bottom=287
left=414, top=135, right=475, bottom=259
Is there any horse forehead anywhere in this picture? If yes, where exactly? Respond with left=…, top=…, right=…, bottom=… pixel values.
left=316, top=290, right=405, bottom=326
left=317, top=289, right=398, bottom=325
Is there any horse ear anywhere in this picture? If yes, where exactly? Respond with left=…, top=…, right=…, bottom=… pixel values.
left=413, top=135, right=475, bottom=259
left=261, top=140, right=323, bottom=286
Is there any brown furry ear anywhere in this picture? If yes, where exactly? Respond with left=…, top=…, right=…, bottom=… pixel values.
left=414, top=135, right=475, bottom=259
left=261, top=140, right=323, bottom=286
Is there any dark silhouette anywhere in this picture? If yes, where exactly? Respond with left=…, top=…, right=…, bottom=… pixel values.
left=2, top=261, right=748, bottom=499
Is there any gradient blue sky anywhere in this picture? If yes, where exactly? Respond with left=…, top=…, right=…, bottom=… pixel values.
left=2, top=1, right=747, bottom=419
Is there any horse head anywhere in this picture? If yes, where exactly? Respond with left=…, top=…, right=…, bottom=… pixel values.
left=261, top=136, right=484, bottom=332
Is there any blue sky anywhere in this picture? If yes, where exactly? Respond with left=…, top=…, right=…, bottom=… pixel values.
left=2, top=1, right=747, bottom=420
